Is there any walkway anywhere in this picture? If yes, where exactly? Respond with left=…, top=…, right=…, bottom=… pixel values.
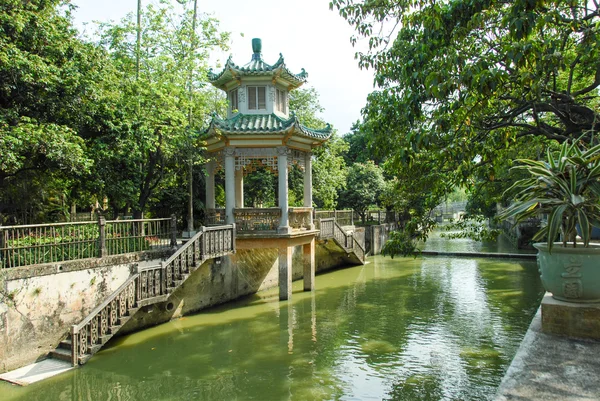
left=495, top=306, right=600, bottom=400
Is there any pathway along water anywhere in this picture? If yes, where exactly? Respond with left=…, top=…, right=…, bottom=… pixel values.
left=2, top=249, right=543, bottom=400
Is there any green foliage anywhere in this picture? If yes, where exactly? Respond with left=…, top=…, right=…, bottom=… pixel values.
left=289, top=87, right=327, bottom=129
left=331, top=0, right=600, bottom=239
left=90, top=2, right=229, bottom=218
left=312, top=134, right=349, bottom=209
left=441, top=215, right=501, bottom=242
left=498, top=139, right=600, bottom=253
left=342, top=122, right=382, bottom=165
left=339, top=161, right=385, bottom=223
left=382, top=230, right=419, bottom=259
left=0, top=0, right=102, bottom=222
left=244, top=168, right=276, bottom=208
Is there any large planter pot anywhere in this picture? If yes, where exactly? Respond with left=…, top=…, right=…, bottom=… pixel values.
left=534, top=242, right=600, bottom=303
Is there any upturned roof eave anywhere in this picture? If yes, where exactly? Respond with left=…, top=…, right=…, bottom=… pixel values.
left=208, top=55, right=307, bottom=90
left=202, top=113, right=332, bottom=142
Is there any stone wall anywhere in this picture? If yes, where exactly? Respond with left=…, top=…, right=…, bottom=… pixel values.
left=0, top=240, right=354, bottom=372
left=119, top=240, right=356, bottom=335
left=364, top=223, right=398, bottom=255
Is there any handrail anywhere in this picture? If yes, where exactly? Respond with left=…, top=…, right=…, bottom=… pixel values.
left=0, top=221, right=96, bottom=230
left=162, top=230, right=204, bottom=266
left=68, top=223, right=236, bottom=365
left=74, top=273, right=139, bottom=331
left=203, top=224, right=236, bottom=232
left=105, top=218, right=170, bottom=224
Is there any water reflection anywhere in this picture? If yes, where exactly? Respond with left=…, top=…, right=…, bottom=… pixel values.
left=2, top=255, right=543, bottom=401
left=421, top=230, right=536, bottom=254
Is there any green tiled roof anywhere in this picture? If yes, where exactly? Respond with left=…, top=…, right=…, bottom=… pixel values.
left=208, top=54, right=308, bottom=89
left=205, top=113, right=332, bottom=141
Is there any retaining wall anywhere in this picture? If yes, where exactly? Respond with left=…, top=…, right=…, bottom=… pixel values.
left=364, top=223, right=398, bottom=255
left=0, top=240, right=355, bottom=372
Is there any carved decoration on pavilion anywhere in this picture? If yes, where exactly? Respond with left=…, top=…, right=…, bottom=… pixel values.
left=212, top=148, right=307, bottom=175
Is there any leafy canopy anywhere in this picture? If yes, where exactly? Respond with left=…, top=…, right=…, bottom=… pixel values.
left=331, top=0, right=600, bottom=253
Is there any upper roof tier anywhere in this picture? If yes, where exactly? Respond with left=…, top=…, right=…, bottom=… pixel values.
left=208, top=38, right=308, bottom=91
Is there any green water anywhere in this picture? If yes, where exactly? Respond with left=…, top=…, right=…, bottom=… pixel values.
left=2, top=255, right=543, bottom=401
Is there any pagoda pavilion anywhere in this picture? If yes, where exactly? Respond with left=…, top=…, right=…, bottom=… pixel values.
left=203, top=38, right=332, bottom=299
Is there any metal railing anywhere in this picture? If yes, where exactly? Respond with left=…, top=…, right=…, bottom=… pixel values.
left=364, top=210, right=397, bottom=224
left=318, top=217, right=366, bottom=263
left=317, top=218, right=335, bottom=237
left=234, top=208, right=280, bottom=232
left=70, top=224, right=235, bottom=365
left=315, top=210, right=354, bottom=226
left=0, top=217, right=176, bottom=269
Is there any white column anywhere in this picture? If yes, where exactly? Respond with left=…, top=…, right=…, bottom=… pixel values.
left=205, top=159, right=215, bottom=209
left=303, top=151, right=312, bottom=207
left=224, top=147, right=235, bottom=224
left=303, top=151, right=314, bottom=229
left=279, top=245, right=292, bottom=300
left=303, top=237, right=315, bottom=291
left=277, top=146, right=291, bottom=234
left=235, top=167, right=244, bottom=208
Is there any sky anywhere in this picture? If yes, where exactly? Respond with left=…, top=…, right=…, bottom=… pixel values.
left=70, top=0, right=376, bottom=135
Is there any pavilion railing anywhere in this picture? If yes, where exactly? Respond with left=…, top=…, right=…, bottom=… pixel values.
left=234, top=208, right=280, bottom=232
left=289, top=207, right=313, bottom=231
left=0, top=217, right=176, bottom=269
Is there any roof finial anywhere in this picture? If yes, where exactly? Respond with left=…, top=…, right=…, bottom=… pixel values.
left=251, top=38, right=262, bottom=61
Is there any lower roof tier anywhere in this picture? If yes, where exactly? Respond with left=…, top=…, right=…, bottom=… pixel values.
left=202, top=113, right=332, bottom=152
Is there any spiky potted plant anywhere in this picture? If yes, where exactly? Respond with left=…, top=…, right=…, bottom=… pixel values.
left=499, top=139, right=600, bottom=303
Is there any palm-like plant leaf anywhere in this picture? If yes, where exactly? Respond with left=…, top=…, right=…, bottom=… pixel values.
left=501, top=139, right=600, bottom=253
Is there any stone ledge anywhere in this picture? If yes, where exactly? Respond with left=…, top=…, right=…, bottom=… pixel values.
left=542, top=294, right=600, bottom=340
left=495, top=304, right=600, bottom=400
left=3, top=249, right=172, bottom=281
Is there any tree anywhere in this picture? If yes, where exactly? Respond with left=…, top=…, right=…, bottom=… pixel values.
left=92, top=1, right=228, bottom=218
left=342, top=121, right=382, bottom=165
left=312, top=134, right=349, bottom=209
left=331, top=0, right=600, bottom=253
left=289, top=87, right=349, bottom=209
left=339, top=161, right=385, bottom=223
left=0, top=0, right=116, bottom=222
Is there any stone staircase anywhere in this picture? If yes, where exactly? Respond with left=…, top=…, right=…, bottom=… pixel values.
left=49, top=225, right=236, bottom=366
left=318, top=218, right=366, bottom=264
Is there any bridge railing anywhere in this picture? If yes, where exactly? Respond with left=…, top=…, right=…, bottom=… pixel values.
left=70, top=224, right=235, bottom=365
left=0, top=217, right=176, bottom=269
left=315, top=210, right=353, bottom=226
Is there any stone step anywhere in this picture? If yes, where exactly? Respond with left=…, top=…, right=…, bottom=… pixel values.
left=58, top=339, right=72, bottom=350
left=49, top=348, right=72, bottom=363
left=90, top=343, right=104, bottom=354
left=79, top=354, right=93, bottom=365
left=138, top=294, right=169, bottom=307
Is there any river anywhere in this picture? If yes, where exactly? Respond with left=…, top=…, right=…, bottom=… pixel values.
left=2, top=250, right=543, bottom=400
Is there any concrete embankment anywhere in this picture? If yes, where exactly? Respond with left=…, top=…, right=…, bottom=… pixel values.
left=495, top=304, right=600, bottom=400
